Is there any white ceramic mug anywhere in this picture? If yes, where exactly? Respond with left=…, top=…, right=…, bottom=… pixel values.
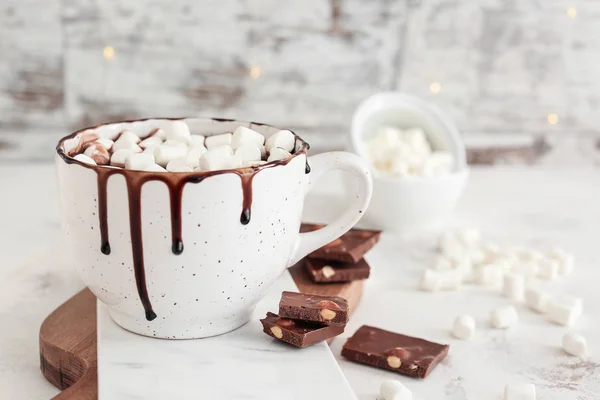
left=56, top=118, right=372, bottom=339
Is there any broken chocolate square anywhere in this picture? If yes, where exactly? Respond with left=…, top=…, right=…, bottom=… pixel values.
left=260, top=312, right=344, bottom=347
left=341, top=325, right=449, bottom=378
left=279, top=291, right=348, bottom=326
left=301, top=223, right=381, bottom=263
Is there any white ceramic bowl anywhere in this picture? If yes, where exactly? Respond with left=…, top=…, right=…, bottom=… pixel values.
left=350, top=92, right=469, bottom=233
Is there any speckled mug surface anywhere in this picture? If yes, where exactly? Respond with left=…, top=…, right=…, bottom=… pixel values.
left=56, top=118, right=372, bottom=339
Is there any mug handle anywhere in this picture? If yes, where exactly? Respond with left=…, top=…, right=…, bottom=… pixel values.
left=289, top=151, right=373, bottom=266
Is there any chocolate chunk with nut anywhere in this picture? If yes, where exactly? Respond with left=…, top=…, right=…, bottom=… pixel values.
left=260, top=312, right=345, bottom=348
left=301, top=223, right=382, bottom=263
left=305, top=258, right=371, bottom=283
left=279, top=291, right=348, bottom=326
left=341, top=325, right=449, bottom=379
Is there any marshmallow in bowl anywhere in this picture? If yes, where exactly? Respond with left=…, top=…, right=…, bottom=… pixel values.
left=205, top=133, right=232, bottom=149
left=125, top=153, right=156, bottom=171
left=139, top=135, right=163, bottom=149
left=117, top=130, right=141, bottom=144
left=198, top=145, right=240, bottom=171
left=232, top=126, right=265, bottom=149
left=112, top=139, right=142, bottom=153
left=110, top=149, right=136, bottom=167
left=265, top=129, right=295, bottom=152
left=154, top=143, right=188, bottom=167
left=268, top=147, right=292, bottom=162
left=166, top=157, right=194, bottom=173
left=366, top=126, right=454, bottom=179
left=73, top=153, right=97, bottom=165
left=235, top=143, right=262, bottom=163
left=165, top=120, right=192, bottom=144
left=70, top=122, right=298, bottom=173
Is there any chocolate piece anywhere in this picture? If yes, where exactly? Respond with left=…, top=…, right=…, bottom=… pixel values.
left=341, top=325, right=449, bottom=379
left=305, top=258, right=370, bottom=283
left=260, top=312, right=344, bottom=347
left=301, top=223, right=381, bottom=263
left=279, top=291, right=348, bottom=326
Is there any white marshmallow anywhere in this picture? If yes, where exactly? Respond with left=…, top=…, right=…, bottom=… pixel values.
left=165, top=120, right=191, bottom=144
left=504, top=383, right=536, bottom=400
left=456, top=260, right=476, bottom=283
left=185, top=146, right=207, bottom=168
left=117, top=130, right=141, bottom=144
left=125, top=153, right=155, bottom=171
left=143, top=144, right=160, bottom=154
left=166, top=157, right=194, bottom=173
left=241, top=160, right=267, bottom=167
left=420, top=269, right=461, bottom=291
left=205, top=133, right=232, bottom=149
left=189, top=134, right=206, bottom=148
left=420, top=269, right=442, bottom=292
left=265, top=130, right=295, bottom=152
left=512, top=261, right=539, bottom=279
left=548, top=247, right=575, bottom=276
left=563, top=333, right=587, bottom=357
left=547, top=295, right=583, bottom=326
left=515, top=248, right=543, bottom=263
left=96, top=138, right=114, bottom=150
left=490, top=305, right=518, bottom=329
left=502, top=273, right=525, bottom=301
left=198, top=145, right=240, bottom=171
left=456, top=228, right=481, bottom=248
left=151, top=128, right=166, bottom=140
left=390, top=159, right=411, bottom=178
left=110, top=149, right=135, bottom=167
left=143, top=163, right=167, bottom=172
left=468, top=248, right=486, bottom=266
left=537, top=258, right=559, bottom=280
left=235, top=143, right=262, bottom=162
left=524, top=287, right=550, bottom=313
left=112, top=139, right=142, bottom=153
left=267, top=147, right=292, bottom=162
left=162, top=140, right=187, bottom=148
left=476, top=263, right=504, bottom=288
left=453, top=315, right=475, bottom=340
left=422, top=151, right=453, bottom=176
left=403, top=128, right=430, bottom=155
left=73, top=153, right=97, bottom=165
left=481, top=242, right=501, bottom=264
left=139, top=135, right=163, bottom=149
left=439, top=232, right=467, bottom=262
left=231, top=126, right=265, bottom=149
left=154, top=144, right=188, bottom=167
left=380, top=380, right=412, bottom=400
left=433, top=255, right=454, bottom=271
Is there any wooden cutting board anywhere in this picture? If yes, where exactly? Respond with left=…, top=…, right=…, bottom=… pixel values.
left=39, top=262, right=364, bottom=400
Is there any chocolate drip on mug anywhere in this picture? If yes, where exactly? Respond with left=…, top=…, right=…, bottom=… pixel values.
left=56, top=123, right=309, bottom=322
left=305, top=161, right=311, bottom=174
left=239, top=171, right=255, bottom=225
left=168, top=182, right=185, bottom=255
left=124, top=174, right=157, bottom=321
left=97, top=169, right=118, bottom=255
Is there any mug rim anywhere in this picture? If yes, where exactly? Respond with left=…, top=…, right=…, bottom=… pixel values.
left=55, top=117, right=310, bottom=174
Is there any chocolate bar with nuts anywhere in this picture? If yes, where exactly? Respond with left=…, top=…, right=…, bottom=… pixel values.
left=279, top=291, right=348, bottom=326
left=305, top=258, right=371, bottom=283
left=300, top=223, right=382, bottom=263
left=341, top=325, right=449, bottom=379
left=260, top=312, right=345, bottom=348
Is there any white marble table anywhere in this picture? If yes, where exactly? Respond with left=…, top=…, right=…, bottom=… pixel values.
left=1, top=165, right=600, bottom=399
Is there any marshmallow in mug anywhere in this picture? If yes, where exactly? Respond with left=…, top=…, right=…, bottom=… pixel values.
left=365, top=126, right=454, bottom=179
left=69, top=122, right=298, bottom=172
